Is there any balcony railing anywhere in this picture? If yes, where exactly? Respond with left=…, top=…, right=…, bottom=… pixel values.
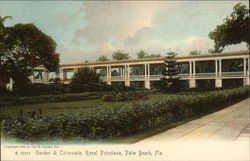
left=221, top=72, right=244, bottom=77
left=31, top=71, right=247, bottom=83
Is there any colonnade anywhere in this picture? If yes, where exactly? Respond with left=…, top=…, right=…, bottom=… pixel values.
left=30, top=53, right=250, bottom=89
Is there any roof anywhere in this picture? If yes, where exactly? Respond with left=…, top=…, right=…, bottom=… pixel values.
left=61, top=50, right=249, bottom=67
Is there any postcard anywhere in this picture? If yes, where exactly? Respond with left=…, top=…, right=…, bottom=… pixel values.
left=0, top=1, right=249, bottom=161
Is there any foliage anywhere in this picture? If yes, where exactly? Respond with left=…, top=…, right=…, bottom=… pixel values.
left=1, top=87, right=249, bottom=141
left=97, top=55, right=109, bottom=62
left=103, top=90, right=149, bottom=102
left=0, top=92, right=102, bottom=107
left=112, top=50, right=130, bottom=60
left=137, top=50, right=161, bottom=59
left=208, top=3, right=249, bottom=52
left=160, top=52, right=181, bottom=93
left=49, top=78, right=66, bottom=94
left=189, top=50, right=201, bottom=55
left=0, top=16, right=13, bottom=89
left=1, top=21, right=59, bottom=94
left=69, top=67, right=102, bottom=92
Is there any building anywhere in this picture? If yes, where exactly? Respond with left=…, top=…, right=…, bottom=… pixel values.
left=28, top=51, right=250, bottom=89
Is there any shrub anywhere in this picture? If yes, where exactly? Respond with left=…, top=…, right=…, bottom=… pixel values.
left=1, top=87, right=249, bottom=141
left=103, top=90, right=150, bottom=102
left=0, top=92, right=103, bottom=107
left=69, top=68, right=102, bottom=93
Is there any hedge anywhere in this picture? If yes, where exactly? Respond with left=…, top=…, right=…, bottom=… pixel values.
left=103, top=90, right=150, bottom=102
left=1, top=87, right=249, bottom=141
left=0, top=92, right=103, bottom=107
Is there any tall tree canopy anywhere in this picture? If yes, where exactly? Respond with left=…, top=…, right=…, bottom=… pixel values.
left=112, top=50, right=130, bottom=60
left=137, top=50, right=148, bottom=58
left=97, top=55, right=109, bottom=62
left=0, top=16, right=13, bottom=90
left=137, top=50, right=161, bottom=59
left=189, top=50, right=201, bottom=55
left=1, top=20, right=59, bottom=92
left=209, top=3, right=249, bottom=53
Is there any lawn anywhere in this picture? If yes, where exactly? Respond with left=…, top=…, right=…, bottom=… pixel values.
left=0, top=91, right=206, bottom=118
left=1, top=87, right=248, bottom=142
left=0, top=98, right=125, bottom=118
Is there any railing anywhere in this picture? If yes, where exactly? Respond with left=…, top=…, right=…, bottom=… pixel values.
left=194, top=73, right=216, bottom=77
left=31, top=71, right=247, bottom=83
left=111, top=76, right=126, bottom=81
left=221, top=72, right=244, bottom=77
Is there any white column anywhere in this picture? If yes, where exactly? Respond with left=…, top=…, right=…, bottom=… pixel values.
left=219, top=59, right=222, bottom=76
left=109, top=66, right=112, bottom=78
left=60, top=69, right=64, bottom=81
left=125, top=65, right=130, bottom=87
left=215, top=79, right=222, bottom=88
left=244, top=77, right=249, bottom=86
left=145, top=79, right=150, bottom=89
left=120, top=67, right=123, bottom=77
left=244, top=57, right=250, bottom=86
left=7, top=78, right=14, bottom=91
left=106, top=66, right=109, bottom=79
left=127, top=65, right=130, bottom=80
left=45, top=70, right=49, bottom=82
left=189, top=61, right=192, bottom=77
left=248, top=58, right=250, bottom=76
left=147, top=64, right=150, bottom=79
left=189, top=79, right=196, bottom=88
left=106, top=66, right=111, bottom=85
left=193, top=61, right=196, bottom=77
left=144, top=64, right=147, bottom=79
left=215, top=60, right=218, bottom=76
left=124, top=65, right=126, bottom=79
left=144, top=64, right=150, bottom=89
left=74, top=68, right=78, bottom=73
left=243, top=58, right=246, bottom=76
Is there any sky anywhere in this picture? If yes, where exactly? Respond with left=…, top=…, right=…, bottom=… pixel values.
left=0, top=1, right=249, bottom=64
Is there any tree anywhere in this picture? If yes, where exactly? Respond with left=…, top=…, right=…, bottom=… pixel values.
left=208, top=3, right=249, bottom=52
left=1, top=23, right=59, bottom=93
left=69, top=68, right=101, bottom=92
left=137, top=50, right=162, bottom=59
left=189, top=50, right=201, bottom=55
left=137, top=50, right=148, bottom=59
left=112, top=50, right=130, bottom=60
left=97, top=55, right=109, bottom=62
left=0, top=16, right=13, bottom=30
left=0, top=16, right=13, bottom=91
left=148, top=54, right=161, bottom=58
left=160, top=52, right=181, bottom=93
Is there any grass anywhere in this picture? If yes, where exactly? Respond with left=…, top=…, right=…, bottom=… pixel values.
left=1, top=87, right=248, bottom=143
left=0, top=90, right=218, bottom=118
left=0, top=98, right=124, bottom=118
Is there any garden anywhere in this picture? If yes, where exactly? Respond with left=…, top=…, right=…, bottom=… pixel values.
left=1, top=86, right=249, bottom=142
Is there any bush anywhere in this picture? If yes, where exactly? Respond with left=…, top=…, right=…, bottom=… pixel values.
left=69, top=68, right=102, bottom=93
left=103, top=90, right=150, bottom=102
left=0, top=92, right=103, bottom=107
left=1, top=87, right=249, bottom=141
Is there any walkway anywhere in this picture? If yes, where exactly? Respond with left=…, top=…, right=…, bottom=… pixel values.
left=135, top=98, right=249, bottom=160
left=138, top=98, right=250, bottom=143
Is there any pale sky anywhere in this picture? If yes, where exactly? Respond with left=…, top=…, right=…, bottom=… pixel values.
left=0, top=1, right=249, bottom=64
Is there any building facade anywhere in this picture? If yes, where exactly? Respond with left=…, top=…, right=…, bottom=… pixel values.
left=30, top=51, right=249, bottom=89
